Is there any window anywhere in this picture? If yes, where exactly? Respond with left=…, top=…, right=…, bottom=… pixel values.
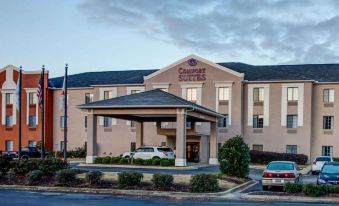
left=144, top=147, right=154, bottom=152
left=28, top=140, right=37, bottom=147
left=103, top=117, right=112, bottom=127
left=253, top=88, right=264, bottom=102
left=130, top=142, right=136, bottom=152
left=218, top=87, right=229, bottom=101
left=323, top=89, right=334, bottom=103
left=60, top=141, right=64, bottom=152
left=287, top=115, right=298, bottom=129
left=322, top=146, right=333, bottom=157
left=28, top=93, right=37, bottom=104
left=5, top=93, right=13, bottom=105
left=60, top=116, right=67, bottom=128
left=253, top=144, right=263, bottom=151
left=28, top=116, right=36, bottom=127
left=186, top=122, right=192, bottom=129
left=85, top=93, right=93, bottom=104
left=161, top=142, right=166, bottom=146
left=5, top=116, right=13, bottom=127
left=323, top=116, right=334, bottom=130
left=103, top=91, right=112, bottom=100
left=130, top=121, right=136, bottom=127
left=253, top=115, right=264, bottom=128
left=286, top=145, right=298, bottom=154
left=84, top=116, right=87, bottom=128
left=5, top=140, right=13, bottom=151
left=218, top=114, right=229, bottom=128
left=287, top=87, right=298, bottom=101
left=186, top=88, right=197, bottom=102
left=130, top=90, right=141, bottom=94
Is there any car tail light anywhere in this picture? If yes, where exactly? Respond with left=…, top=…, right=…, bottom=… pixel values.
left=262, top=172, right=273, bottom=177
left=283, top=173, right=295, bottom=178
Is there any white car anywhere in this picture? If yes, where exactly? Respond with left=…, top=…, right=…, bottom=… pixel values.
left=122, top=146, right=175, bottom=160
left=312, top=156, right=333, bottom=175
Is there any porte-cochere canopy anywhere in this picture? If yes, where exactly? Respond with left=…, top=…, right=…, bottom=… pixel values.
left=78, top=89, right=224, bottom=166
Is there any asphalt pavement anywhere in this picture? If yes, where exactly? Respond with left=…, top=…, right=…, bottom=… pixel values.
left=1, top=189, right=338, bottom=206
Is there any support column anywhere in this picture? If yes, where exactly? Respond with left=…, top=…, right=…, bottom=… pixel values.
left=175, top=108, right=187, bottom=167
left=209, top=121, right=219, bottom=165
left=86, top=113, right=98, bottom=163
left=136, top=121, right=144, bottom=148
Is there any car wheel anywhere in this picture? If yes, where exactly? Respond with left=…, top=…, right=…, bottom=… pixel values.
left=152, top=156, right=160, bottom=160
left=21, top=155, right=29, bottom=160
left=124, top=156, right=130, bottom=159
left=262, top=186, right=269, bottom=191
left=311, top=171, right=317, bottom=175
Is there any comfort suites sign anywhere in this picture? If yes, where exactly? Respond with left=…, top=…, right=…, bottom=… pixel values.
left=178, top=58, right=207, bottom=81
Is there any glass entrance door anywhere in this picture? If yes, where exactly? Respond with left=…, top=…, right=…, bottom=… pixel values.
left=186, top=142, right=200, bottom=163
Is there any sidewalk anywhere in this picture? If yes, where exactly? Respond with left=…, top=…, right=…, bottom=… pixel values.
left=78, top=163, right=211, bottom=170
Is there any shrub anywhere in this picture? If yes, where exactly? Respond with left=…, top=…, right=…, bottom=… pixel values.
left=333, top=157, right=339, bottom=162
left=94, top=157, right=103, bottom=164
left=118, top=172, right=143, bottom=188
left=144, top=159, right=153, bottom=165
left=85, top=171, right=102, bottom=185
left=38, top=158, right=68, bottom=176
left=27, top=170, right=44, bottom=184
left=67, top=145, right=86, bottom=158
left=101, top=156, right=112, bottom=164
left=328, top=185, right=339, bottom=194
left=151, top=174, right=173, bottom=189
left=190, top=174, right=219, bottom=193
left=160, top=158, right=174, bottom=166
left=55, top=169, right=77, bottom=185
left=303, top=184, right=329, bottom=197
left=283, top=182, right=303, bottom=193
left=13, top=160, right=38, bottom=176
left=119, top=157, right=129, bottom=164
left=219, top=136, right=250, bottom=178
left=250, top=150, right=308, bottom=165
left=0, top=155, right=12, bottom=177
left=7, top=169, right=16, bottom=184
left=111, top=156, right=121, bottom=164
left=134, top=158, right=145, bottom=165
left=151, top=158, right=161, bottom=166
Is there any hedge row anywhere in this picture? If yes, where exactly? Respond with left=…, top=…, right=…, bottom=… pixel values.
left=284, top=182, right=339, bottom=197
left=250, top=150, right=308, bottom=165
left=94, top=156, right=175, bottom=167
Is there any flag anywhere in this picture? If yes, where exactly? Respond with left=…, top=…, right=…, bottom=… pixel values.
left=37, top=71, right=43, bottom=108
left=15, top=73, right=21, bottom=111
left=60, top=75, right=66, bottom=109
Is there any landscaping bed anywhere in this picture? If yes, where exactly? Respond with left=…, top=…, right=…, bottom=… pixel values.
left=94, top=156, right=175, bottom=167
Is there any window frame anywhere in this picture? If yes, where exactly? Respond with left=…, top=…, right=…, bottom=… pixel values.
left=218, top=87, right=230, bottom=101
left=323, top=89, right=335, bottom=103
left=103, top=117, right=112, bottom=128
left=253, top=87, right=264, bottom=102
left=103, top=91, right=112, bottom=100
left=5, top=115, right=13, bottom=127
left=286, top=115, right=298, bottom=129
left=322, top=146, right=333, bottom=157
left=323, top=116, right=334, bottom=130
left=253, top=115, right=264, bottom=128
left=85, top=93, right=94, bottom=104
left=218, top=114, right=229, bottom=128
left=252, top=144, right=263, bottom=151
left=28, top=115, right=36, bottom=127
left=286, top=145, right=298, bottom=154
left=5, top=93, right=13, bottom=105
left=28, top=92, right=37, bottom=105
left=186, top=88, right=197, bottom=102
left=287, top=87, right=298, bottom=101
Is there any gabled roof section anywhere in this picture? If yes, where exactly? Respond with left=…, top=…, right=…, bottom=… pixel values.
left=78, top=89, right=224, bottom=118
left=144, top=54, right=245, bottom=80
left=49, top=69, right=158, bottom=88
left=0, top=65, right=44, bottom=74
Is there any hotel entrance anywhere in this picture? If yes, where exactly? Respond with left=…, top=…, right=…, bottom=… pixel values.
left=186, top=142, right=200, bottom=163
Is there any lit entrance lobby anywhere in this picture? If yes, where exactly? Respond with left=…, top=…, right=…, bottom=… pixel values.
left=79, top=89, right=224, bottom=166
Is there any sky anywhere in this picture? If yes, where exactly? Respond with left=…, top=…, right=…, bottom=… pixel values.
left=1, top=0, right=339, bottom=77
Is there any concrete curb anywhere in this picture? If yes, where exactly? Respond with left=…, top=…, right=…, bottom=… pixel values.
left=241, top=193, right=339, bottom=203
left=0, top=180, right=253, bottom=200
left=78, top=163, right=209, bottom=170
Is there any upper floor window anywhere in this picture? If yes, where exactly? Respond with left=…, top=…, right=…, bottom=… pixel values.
left=186, top=88, right=197, bottom=102
left=287, top=87, right=298, bottom=101
left=103, top=117, right=112, bottom=128
left=218, top=87, right=229, bottom=101
left=253, top=115, right=264, bottom=128
left=28, top=140, right=37, bottom=147
left=130, top=90, right=141, bottom=94
left=286, top=145, right=298, bottom=154
left=85, top=93, right=93, bottom=104
left=218, top=114, right=229, bottom=128
left=28, top=115, right=36, bottom=127
left=253, top=88, right=264, bottom=102
left=5, top=140, right=13, bottom=151
left=323, top=89, right=334, bottom=103
left=103, top=91, right=112, bottom=100
left=5, top=116, right=13, bottom=127
left=287, top=115, right=298, bottom=128
left=323, top=116, right=334, bottom=130
left=28, top=93, right=37, bottom=104
left=60, top=116, right=68, bottom=128
left=5, top=93, right=13, bottom=105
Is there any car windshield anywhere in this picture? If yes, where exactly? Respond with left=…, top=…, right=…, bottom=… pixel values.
left=157, top=148, right=173, bottom=152
left=267, top=162, right=294, bottom=170
left=322, top=165, right=339, bottom=174
left=316, top=157, right=331, bottom=162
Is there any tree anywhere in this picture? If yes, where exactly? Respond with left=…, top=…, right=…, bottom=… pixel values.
left=218, top=135, right=250, bottom=178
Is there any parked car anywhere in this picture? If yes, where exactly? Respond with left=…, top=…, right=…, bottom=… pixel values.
left=317, top=162, right=339, bottom=185
left=262, top=161, right=302, bottom=190
left=122, top=146, right=175, bottom=160
left=312, top=156, right=333, bottom=175
left=2, top=147, right=51, bottom=160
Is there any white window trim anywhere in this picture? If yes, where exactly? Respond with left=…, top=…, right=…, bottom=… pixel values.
left=281, top=83, right=304, bottom=127
left=99, top=87, right=118, bottom=125
left=152, top=83, right=170, bottom=92
left=126, top=86, right=145, bottom=125
left=180, top=82, right=203, bottom=105
left=1, top=90, right=15, bottom=125
left=214, top=82, right=233, bottom=125
left=25, top=88, right=39, bottom=125
left=247, top=84, right=270, bottom=126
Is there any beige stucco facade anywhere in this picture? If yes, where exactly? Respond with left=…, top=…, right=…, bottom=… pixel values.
left=51, top=54, right=339, bottom=163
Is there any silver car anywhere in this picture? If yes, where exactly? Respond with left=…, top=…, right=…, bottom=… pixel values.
left=262, top=161, right=302, bottom=190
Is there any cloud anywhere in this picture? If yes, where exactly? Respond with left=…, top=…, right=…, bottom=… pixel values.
left=78, top=0, right=339, bottom=64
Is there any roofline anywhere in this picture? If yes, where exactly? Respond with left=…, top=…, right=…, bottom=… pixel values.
left=90, top=84, right=145, bottom=87
left=144, top=54, right=244, bottom=80
left=0, top=65, right=48, bottom=74
left=48, top=87, right=94, bottom=90
left=314, top=82, right=339, bottom=84
left=244, top=80, right=315, bottom=83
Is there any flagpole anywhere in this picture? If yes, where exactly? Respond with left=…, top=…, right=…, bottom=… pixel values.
left=41, top=65, right=45, bottom=159
left=18, top=67, right=22, bottom=160
left=63, top=64, right=68, bottom=162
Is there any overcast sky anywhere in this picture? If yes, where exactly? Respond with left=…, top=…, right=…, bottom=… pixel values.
left=1, top=0, right=339, bottom=77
